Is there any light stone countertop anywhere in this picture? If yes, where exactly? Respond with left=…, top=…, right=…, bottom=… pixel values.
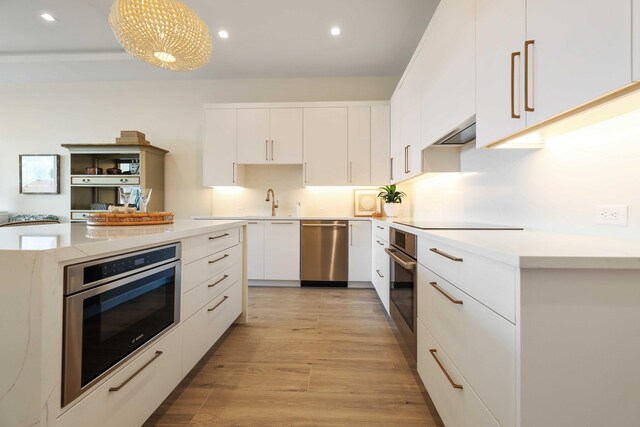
left=193, top=215, right=371, bottom=221
left=0, top=219, right=246, bottom=262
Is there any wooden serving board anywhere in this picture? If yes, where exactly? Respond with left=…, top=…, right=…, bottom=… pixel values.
left=86, top=212, right=174, bottom=226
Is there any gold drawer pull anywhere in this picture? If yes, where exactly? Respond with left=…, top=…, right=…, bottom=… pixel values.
left=429, top=349, right=463, bottom=390
left=208, top=274, right=229, bottom=288
left=209, top=233, right=230, bottom=240
left=429, top=248, right=463, bottom=262
left=430, top=282, right=463, bottom=305
left=208, top=254, right=229, bottom=264
left=208, top=296, right=229, bottom=312
left=109, top=351, right=163, bottom=392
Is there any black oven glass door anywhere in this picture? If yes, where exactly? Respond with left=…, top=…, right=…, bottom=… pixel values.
left=390, top=257, right=415, bottom=332
left=80, top=265, right=177, bottom=386
left=64, top=260, right=180, bottom=407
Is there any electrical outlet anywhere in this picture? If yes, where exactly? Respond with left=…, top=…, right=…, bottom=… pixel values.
left=596, top=204, right=628, bottom=226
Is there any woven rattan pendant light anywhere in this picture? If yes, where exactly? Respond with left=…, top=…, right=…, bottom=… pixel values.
left=109, top=0, right=212, bottom=71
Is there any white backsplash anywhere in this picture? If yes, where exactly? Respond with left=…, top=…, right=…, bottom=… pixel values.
left=400, top=112, right=640, bottom=240
left=211, top=165, right=377, bottom=217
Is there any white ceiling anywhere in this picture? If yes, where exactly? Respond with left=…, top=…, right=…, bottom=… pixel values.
left=0, top=0, right=439, bottom=83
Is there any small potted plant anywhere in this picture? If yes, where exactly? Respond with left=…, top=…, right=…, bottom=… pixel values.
left=378, top=184, right=406, bottom=218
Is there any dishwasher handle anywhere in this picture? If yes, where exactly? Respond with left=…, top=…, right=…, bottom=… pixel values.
left=302, top=224, right=347, bottom=228
left=385, top=247, right=416, bottom=271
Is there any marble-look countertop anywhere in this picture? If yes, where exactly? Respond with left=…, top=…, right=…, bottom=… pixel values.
left=0, top=219, right=246, bottom=262
left=194, top=215, right=370, bottom=221
left=372, top=218, right=640, bottom=269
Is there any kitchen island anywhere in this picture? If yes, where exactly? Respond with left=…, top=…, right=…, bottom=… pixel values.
left=0, top=220, right=247, bottom=427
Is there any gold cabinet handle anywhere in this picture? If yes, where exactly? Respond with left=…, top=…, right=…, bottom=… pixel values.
left=430, top=282, right=463, bottom=305
left=109, top=351, right=163, bottom=392
left=510, top=51, right=521, bottom=119
left=271, top=222, right=294, bottom=225
left=232, top=162, right=236, bottom=184
left=248, top=221, right=259, bottom=224
left=208, top=295, right=229, bottom=312
left=524, top=40, right=535, bottom=112
left=208, top=274, right=229, bottom=288
left=429, top=349, right=463, bottom=390
left=265, top=140, right=269, bottom=161
left=209, top=233, right=230, bottom=240
left=270, top=140, right=274, bottom=161
left=208, top=254, right=229, bottom=264
left=429, top=248, right=463, bottom=262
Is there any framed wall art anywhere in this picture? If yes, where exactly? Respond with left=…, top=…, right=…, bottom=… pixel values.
left=19, top=154, right=60, bottom=194
left=354, top=189, right=381, bottom=217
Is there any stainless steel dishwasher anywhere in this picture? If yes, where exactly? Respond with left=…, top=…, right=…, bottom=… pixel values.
left=300, top=220, right=348, bottom=287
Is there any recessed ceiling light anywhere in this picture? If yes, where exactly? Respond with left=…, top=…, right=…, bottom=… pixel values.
left=218, top=30, right=229, bottom=39
left=41, top=13, right=57, bottom=22
left=331, top=27, right=341, bottom=36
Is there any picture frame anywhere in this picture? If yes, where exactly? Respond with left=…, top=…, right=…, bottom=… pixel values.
left=354, top=189, right=381, bottom=217
left=19, top=154, right=60, bottom=194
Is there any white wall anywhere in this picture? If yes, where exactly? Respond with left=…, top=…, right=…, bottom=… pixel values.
left=0, top=76, right=397, bottom=221
left=211, top=165, right=376, bottom=217
left=400, top=109, right=640, bottom=240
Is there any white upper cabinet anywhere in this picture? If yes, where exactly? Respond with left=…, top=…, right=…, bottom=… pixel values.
left=347, top=107, right=371, bottom=185
left=203, top=109, right=243, bottom=186
left=371, top=105, right=391, bottom=185
left=525, top=0, right=633, bottom=128
left=420, top=0, right=475, bottom=147
left=477, top=0, right=635, bottom=148
left=269, top=108, right=303, bottom=164
left=237, top=109, right=270, bottom=164
left=303, top=107, right=348, bottom=186
left=237, top=108, right=303, bottom=164
left=476, top=0, right=526, bottom=148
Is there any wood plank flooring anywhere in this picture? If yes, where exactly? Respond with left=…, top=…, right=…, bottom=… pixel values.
left=145, top=287, right=444, bottom=426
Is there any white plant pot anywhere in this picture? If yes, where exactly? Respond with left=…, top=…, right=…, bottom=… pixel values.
left=383, top=203, right=400, bottom=218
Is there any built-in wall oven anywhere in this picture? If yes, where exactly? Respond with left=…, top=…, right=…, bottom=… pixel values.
left=386, top=228, right=418, bottom=358
left=62, top=243, right=181, bottom=407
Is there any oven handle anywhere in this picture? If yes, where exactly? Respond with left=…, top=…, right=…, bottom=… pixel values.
left=108, top=350, right=163, bottom=392
left=385, top=247, right=416, bottom=271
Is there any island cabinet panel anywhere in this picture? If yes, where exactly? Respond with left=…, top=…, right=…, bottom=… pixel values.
left=182, top=261, right=242, bottom=321
left=182, top=244, right=241, bottom=294
left=182, top=279, right=243, bottom=376
left=57, top=326, right=183, bottom=427
left=182, top=227, right=241, bottom=265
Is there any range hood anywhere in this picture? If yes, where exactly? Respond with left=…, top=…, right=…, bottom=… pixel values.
left=432, top=115, right=476, bottom=145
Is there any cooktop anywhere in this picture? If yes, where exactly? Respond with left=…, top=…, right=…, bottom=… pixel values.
left=392, top=221, right=523, bottom=230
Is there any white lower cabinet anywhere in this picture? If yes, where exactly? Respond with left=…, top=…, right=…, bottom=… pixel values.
left=417, top=320, right=500, bottom=427
left=247, top=220, right=300, bottom=282
left=58, top=327, right=183, bottom=427
left=418, top=265, right=515, bottom=426
left=371, top=234, right=390, bottom=312
left=348, top=221, right=372, bottom=282
left=183, top=280, right=243, bottom=375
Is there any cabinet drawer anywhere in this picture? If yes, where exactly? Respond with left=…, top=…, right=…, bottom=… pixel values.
left=71, top=211, right=93, bottom=221
left=182, top=262, right=241, bottom=320
left=182, top=280, right=243, bottom=375
left=182, top=244, right=241, bottom=293
left=417, top=320, right=500, bottom=427
left=418, top=265, right=515, bottom=426
left=418, top=237, right=516, bottom=322
left=58, top=327, right=182, bottom=427
left=372, top=221, right=390, bottom=242
left=71, top=176, right=140, bottom=186
left=182, top=227, right=241, bottom=265
left=372, top=238, right=390, bottom=313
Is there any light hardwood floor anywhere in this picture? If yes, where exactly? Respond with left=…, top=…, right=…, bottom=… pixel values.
left=145, top=287, right=444, bottom=426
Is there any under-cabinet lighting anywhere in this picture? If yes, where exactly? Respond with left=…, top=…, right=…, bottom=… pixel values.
left=41, top=13, right=57, bottom=22
left=218, top=30, right=229, bottom=39
left=331, top=27, right=341, bottom=36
